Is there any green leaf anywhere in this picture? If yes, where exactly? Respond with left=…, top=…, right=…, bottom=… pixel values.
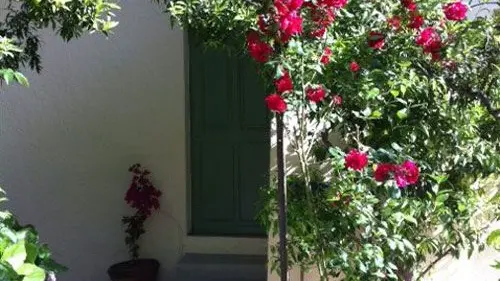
left=370, top=110, right=382, bottom=119
left=17, top=264, right=46, bottom=281
left=3, top=70, right=14, bottom=85
left=486, top=229, right=500, bottom=249
left=396, top=108, right=408, bottom=120
left=1, top=241, right=27, bottom=270
left=367, top=88, right=380, bottom=99
left=13, top=72, right=29, bottom=87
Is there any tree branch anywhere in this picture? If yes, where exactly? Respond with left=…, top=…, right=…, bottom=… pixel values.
left=416, top=248, right=452, bottom=281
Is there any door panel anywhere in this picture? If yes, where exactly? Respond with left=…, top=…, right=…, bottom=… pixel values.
left=190, top=39, right=270, bottom=236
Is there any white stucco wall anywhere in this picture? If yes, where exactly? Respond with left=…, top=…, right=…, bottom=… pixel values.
left=0, top=1, right=187, bottom=280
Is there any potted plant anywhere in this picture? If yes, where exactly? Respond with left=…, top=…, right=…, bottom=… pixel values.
left=108, top=164, right=162, bottom=281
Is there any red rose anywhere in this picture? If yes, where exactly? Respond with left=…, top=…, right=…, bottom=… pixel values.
left=374, top=163, right=395, bottom=182
left=287, top=0, right=304, bottom=10
left=265, top=93, right=287, bottom=113
left=320, top=47, right=332, bottom=64
left=247, top=31, right=273, bottom=63
left=274, top=71, right=294, bottom=94
left=387, top=16, right=402, bottom=30
left=368, top=31, right=385, bottom=50
left=408, top=14, right=424, bottom=29
left=349, top=61, right=360, bottom=72
left=401, top=0, right=417, bottom=11
left=345, top=149, right=368, bottom=171
left=306, top=86, right=326, bottom=103
left=319, top=0, right=347, bottom=9
left=416, top=27, right=441, bottom=54
left=276, top=0, right=303, bottom=12
left=332, top=95, right=342, bottom=105
left=394, top=160, right=420, bottom=188
left=279, top=11, right=303, bottom=40
left=443, top=1, right=467, bottom=21
left=310, top=26, right=327, bottom=38
left=275, top=0, right=290, bottom=15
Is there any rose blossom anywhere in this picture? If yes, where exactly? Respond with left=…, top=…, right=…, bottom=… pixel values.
left=443, top=1, right=467, bottom=21
left=318, top=0, right=347, bottom=9
left=349, top=61, right=360, bottom=72
left=279, top=11, right=303, bottom=41
left=416, top=27, right=442, bottom=54
left=306, top=86, right=326, bottom=103
left=374, top=163, right=395, bottom=182
left=246, top=31, right=273, bottom=63
left=401, top=0, right=417, bottom=11
left=394, top=160, right=420, bottom=188
left=320, top=47, right=332, bottom=64
left=344, top=149, right=368, bottom=171
left=387, top=16, right=401, bottom=30
left=274, top=71, right=294, bottom=94
left=408, top=14, right=424, bottom=29
left=368, top=31, right=385, bottom=50
left=265, top=93, right=287, bottom=113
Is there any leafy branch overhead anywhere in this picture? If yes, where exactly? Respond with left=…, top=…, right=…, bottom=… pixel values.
left=0, top=0, right=120, bottom=86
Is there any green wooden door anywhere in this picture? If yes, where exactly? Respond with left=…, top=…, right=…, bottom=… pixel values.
left=189, top=42, right=270, bottom=236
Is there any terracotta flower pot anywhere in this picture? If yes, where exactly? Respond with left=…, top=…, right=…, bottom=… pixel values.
left=107, top=258, right=160, bottom=281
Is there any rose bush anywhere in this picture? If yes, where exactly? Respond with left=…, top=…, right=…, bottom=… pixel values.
left=167, top=0, right=499, bottom=279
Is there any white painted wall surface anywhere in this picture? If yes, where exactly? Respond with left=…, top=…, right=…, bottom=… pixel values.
left=0, top=1, right=187, bottom=280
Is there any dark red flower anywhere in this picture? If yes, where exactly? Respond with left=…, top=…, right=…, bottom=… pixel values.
left=349, top=61, right=360, bottom=72
left=275, top=0, right=303, bottom=12
left=320, top=47, right=332, bottom=64
left=374, top=163, right=395, bottom=182
left=443, top=1, right=467, bottom=21
left=401, top=0, right=417, bottom=11
left=274, top=71, right=294, bottom=94
left=345, top=149, right=368, bottom=171
left=247, top=31, right=273, bottom=63
left=275, top=0, right=290, bottom=15
left=394, top=160, right=420, bottom=188
left=279, top=11, right=303, bottom=40
left=306, top=86, right=326, bottom=103
left=368, top=31, right=385, bottom=50
left=431, top=51, right=441, bottom=61
left=408, top=14, right=424, bottom=29
left=319, top=0, right=347, bottom=9
left=310, top=26, right=327, bottom=38
left=416, top=27, right=442, bottom=54
left=287, top=0, right=304, bottom=10
left=265, top=93, right=287, bottom=113
left=258, top=14, right=268, bottom=33
left=387, top=16, right=402, bottom=30
left=332, top=95, right=342, bottom=105
left=125, top=164, right=162, bottom=217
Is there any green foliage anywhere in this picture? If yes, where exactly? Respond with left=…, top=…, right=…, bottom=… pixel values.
left=167, top=0, right=258, bottom=50
left=0, top=0, right=120, bottom=86
left=0, top=189, right=66, bottom=281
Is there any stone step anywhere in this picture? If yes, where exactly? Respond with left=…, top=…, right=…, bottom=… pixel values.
left=174, top=253, right=267, bottom=281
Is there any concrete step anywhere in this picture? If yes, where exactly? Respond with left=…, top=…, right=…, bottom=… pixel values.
left=174, top=253, right=267, bottom=281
